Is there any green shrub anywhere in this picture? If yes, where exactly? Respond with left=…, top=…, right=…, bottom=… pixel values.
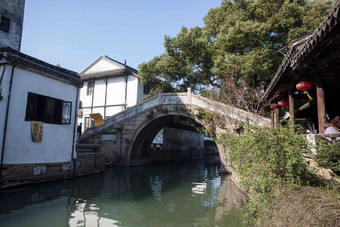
left=315, top=141, right=340, bottom=175
left=219, top=125, right=308, bottom=218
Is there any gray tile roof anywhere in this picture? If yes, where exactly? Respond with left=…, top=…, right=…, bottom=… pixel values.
left=81, top=67, right=140, bottom=81
left=80, top=55, right=139, bottom=81
left=0, top=47, right=83, bottom=87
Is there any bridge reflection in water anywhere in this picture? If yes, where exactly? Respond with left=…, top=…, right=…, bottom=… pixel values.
left=0, top=156, right=249, bottom=227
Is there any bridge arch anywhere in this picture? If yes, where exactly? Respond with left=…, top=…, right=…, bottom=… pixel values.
left=80, top=91, right=270, bottom=169
left=127, top=111, right=226, bottom=165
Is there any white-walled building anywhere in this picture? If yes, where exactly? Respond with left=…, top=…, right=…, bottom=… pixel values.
left=1, top=0, right=84, bottom=186
left=0, top=47, right=83, bottom=186
left=78, top=56, right=148, bottom=131
left=0, top=0, right=104, bottom=188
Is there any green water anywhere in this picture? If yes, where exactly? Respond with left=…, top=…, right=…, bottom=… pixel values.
left=0, top=156, right=249, bottom=227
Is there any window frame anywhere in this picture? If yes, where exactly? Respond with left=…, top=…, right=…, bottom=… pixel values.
left=25, top=92, right=71, bottom=125
left=143, top=85, right=150, bottom=95
left=84, top=117, right=91, bottom=130
left=87, top=81, right=94, bottom=96
left=61, top=101, right=72, bottom=124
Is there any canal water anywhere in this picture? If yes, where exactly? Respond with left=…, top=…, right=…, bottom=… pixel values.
left=0, top=156, right=249, bottom=227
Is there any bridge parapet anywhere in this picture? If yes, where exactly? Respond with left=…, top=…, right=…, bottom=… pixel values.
left=82, top=95, right=158, bottom=138
left=81, top=90, right=270, bottom=141
left=79, top=89, right=271, bottom=167
left=190, top=95, right=270, bottom=127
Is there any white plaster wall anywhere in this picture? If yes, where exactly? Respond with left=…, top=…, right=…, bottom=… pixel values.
left=92, top=107, right=104, bottom=117
left=82, top=108, right=91, bottom=115
left=105, top=106, right=125, bottom=117
left=78, top=73, right=145, bottom=124
left=93, top=79, right=105, bottom=107
left=78, top=81, right=92, bottom=129
left=126, top=76, right=138, bottom=107
left=0, top=64, right=12, bottom=153
left=79, top=81, right=92, bottom=108
left=137, top=79, right=146, bottom=103
left=85, top=58, right=123, bottom=74
left=4, top=67, right=78, bottom=164
left=106, top=77, right=125, bottom=105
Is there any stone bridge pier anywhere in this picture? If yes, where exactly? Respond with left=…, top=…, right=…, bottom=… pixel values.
left=80, top=90, right=270, bottom=168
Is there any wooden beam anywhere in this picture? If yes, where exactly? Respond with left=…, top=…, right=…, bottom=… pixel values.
left=315, top=133, right=340, bottom=139
left=294, top=100, right=316, bottom=114
left=316, top=75, right=326, bottom=134
left=271, top=109, right=274, bottom=129
left=289, top=88, right=295, bottom=133
left=275, top=107, right=280, bottom=129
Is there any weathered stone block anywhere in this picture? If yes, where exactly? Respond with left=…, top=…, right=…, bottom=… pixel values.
left=34, top=166, right=47, bottom=175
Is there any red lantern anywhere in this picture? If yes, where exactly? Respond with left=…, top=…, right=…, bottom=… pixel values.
left=270, top=104, right=277, bottom=110
left=296, top=81, right=314, bottom=100
left=296, top=81, right=312, bottom=91
left=278, top=100, right=288, bottom=107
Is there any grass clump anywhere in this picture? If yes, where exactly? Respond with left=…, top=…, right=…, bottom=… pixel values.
left=262, top=186, right=340, bottom=227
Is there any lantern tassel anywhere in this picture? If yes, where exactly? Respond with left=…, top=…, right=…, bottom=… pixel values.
left=303, top=90, right=314, bottom=100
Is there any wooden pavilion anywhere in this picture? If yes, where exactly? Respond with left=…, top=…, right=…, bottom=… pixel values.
left=262, top=1, right=340, bottom=135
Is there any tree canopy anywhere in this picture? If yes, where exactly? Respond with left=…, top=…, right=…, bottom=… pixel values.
left=138, top=0, right=334, bottom=112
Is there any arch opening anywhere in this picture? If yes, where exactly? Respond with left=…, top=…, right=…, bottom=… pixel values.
left=128, top=114, right=222, bottom=166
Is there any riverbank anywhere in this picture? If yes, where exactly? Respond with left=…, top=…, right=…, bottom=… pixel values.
left=261, top=185, right=339, bottom=226
left=219, top=125, right=340, bottom=226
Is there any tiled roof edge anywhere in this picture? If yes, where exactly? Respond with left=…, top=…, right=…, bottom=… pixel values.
left=291, top=1, right=340, bottom=69
left=0, top=47, right=83, bottom=87
left=81, top=68, right=140, bottom=81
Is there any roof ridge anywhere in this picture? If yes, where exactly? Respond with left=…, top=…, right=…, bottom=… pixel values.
left=104, top=55, right=138, bottom=72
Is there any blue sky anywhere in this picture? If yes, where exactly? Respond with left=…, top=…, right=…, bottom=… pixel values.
left=21, top=0, right=222, bottom=73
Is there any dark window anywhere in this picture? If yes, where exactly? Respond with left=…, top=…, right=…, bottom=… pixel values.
left=143, top=85, right=150, bottom=95
left=0, top=16, right=10, bottom=33
left=85, top=117, right=91, bottom=130
left=25, top=92, right=70, bottom=124
left=87, top=81, right=94, bottom=95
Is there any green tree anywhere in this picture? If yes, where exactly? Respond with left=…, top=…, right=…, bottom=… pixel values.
left=139, top=0, right=334, bottom=106
left=139, top=26, right=215, bottom=96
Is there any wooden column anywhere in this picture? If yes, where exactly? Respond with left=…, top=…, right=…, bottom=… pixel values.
left=316, top=75, right=326, bottom=134
left=271, top=109, right=275, bottom=129
left=289, top=88, right=295, bottom=133
left=104, top=78, right=108, bottom=118
left=275, top=107, right=279, bottom=129
left=90, top=80, right=95, bottom=114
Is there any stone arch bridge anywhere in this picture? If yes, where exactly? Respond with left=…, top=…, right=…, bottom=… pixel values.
left=79, top=89, right=270, bottom=167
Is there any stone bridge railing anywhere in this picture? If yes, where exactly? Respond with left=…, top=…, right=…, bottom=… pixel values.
left=82, top=89, right=270, bottom=139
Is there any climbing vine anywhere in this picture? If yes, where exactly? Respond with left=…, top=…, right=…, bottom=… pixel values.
left=193, top=107, right=222, bottom=138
